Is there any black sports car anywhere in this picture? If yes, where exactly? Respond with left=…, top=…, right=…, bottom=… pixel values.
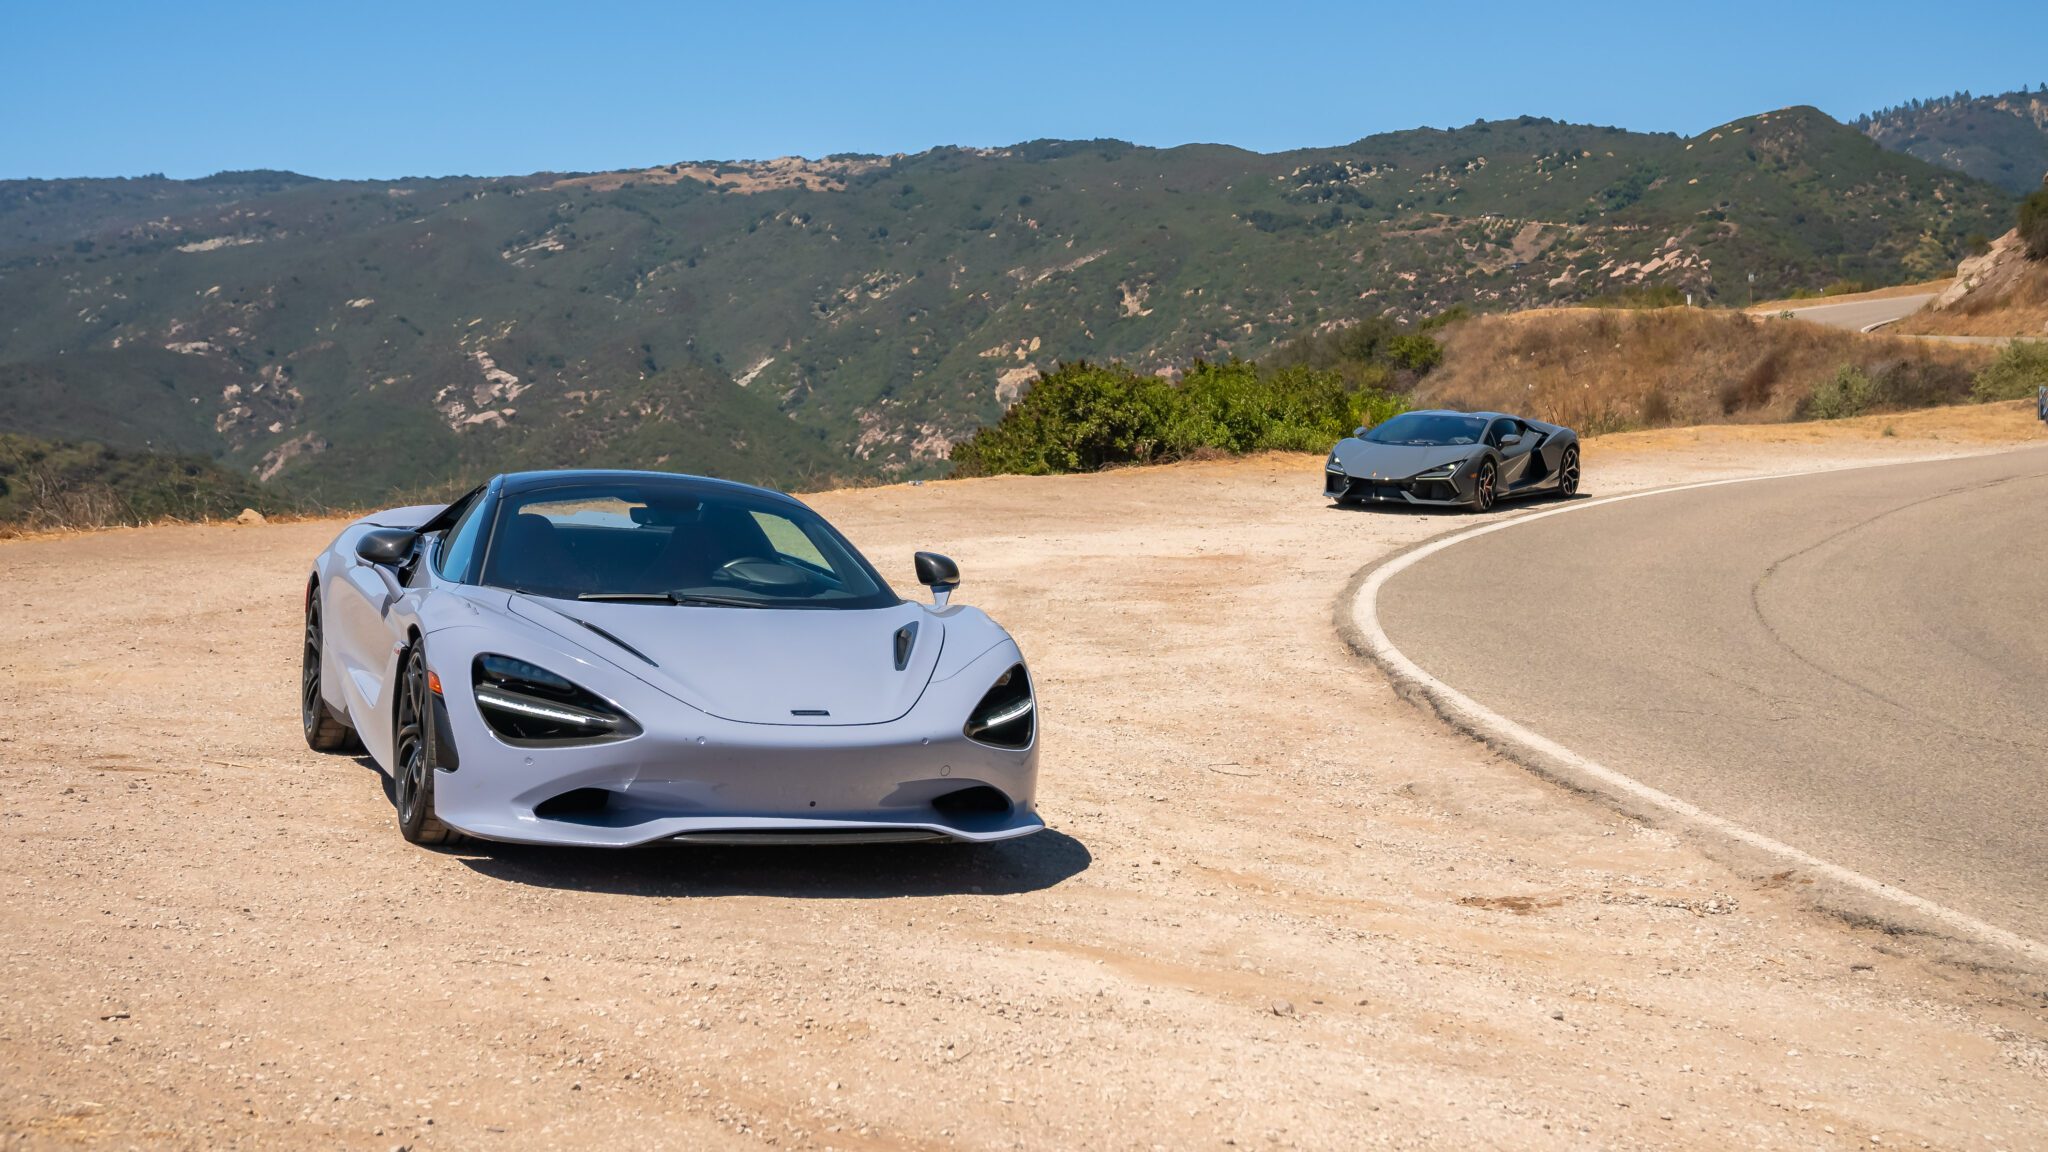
left=1324, top=410, right=1580, bottom=511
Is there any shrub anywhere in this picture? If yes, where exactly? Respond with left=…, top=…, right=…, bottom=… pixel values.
left=1584, top=283, right=1685, bottom=309
left=2020, top=188, right=2048, bottom=261
left=1736, top=350, right=1781, bottom=411
left=1641, top=387, right=1673, bottom=425
left=1808, top=365, right=1875, bottom=419
left=949, top=360, right=1406, bottom=478
left=1386, top=332, right=1444, bottom=373
left=1269, top=312, right=1446, bottom=392
left=1865, top=358, right=1973, bottom=409
left=1970, top=340, right=2048, bottom=401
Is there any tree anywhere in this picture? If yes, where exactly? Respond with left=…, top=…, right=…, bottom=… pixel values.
left=2020, top=187, right=2048, bottom=261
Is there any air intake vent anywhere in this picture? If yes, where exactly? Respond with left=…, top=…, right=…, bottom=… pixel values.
left=932, top=784, right=1012, bottom=817
left=533, top=787, right=614, bottom=820
left=893, top=622, right=918, bottom=671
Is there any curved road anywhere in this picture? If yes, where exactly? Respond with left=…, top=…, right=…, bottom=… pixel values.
left=1768, top=292, right=2024, bottom=346
left=1770, top=292, right=1939, bottom=333
left=1378, top=449, right=2048, bottom=941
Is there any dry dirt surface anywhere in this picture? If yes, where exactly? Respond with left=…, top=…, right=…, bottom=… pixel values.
left=5, top=404, right=2048, bottom=1150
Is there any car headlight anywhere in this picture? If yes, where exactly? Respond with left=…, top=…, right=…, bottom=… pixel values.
left=1326, top=454, right=1345, bottom=473
left=472, top=653, right=640, bottom=744
left=1412, top=462, right=1461, bottom=480
left=964, top=664, right=1034, bottom=749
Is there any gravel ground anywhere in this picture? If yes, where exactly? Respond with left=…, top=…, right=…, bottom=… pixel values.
left=3, top=404, right=2046, bottom=1150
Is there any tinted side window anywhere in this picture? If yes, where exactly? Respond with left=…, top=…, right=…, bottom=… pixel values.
left=436, top=494, right=488, bottom=582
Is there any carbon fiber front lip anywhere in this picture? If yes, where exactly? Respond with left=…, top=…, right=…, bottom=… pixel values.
left=1328, top=473, right=1469, bottom=505
left=676, top=828, right=956, bottom=845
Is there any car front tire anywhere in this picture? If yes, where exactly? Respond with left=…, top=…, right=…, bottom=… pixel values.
left=394, top=641, right=460, bottom=846
left=302, top=594, right=360, bottom=753
left=1558, top=446, right=1581, bottom=497
left=1470, top=460, right=1498, bottom=513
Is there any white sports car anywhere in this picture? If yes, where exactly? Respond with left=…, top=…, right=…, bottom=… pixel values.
left=301, top=469, right=1042, bottom=847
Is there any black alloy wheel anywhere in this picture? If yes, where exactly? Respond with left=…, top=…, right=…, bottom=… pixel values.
left=1472, top=460, right=1498, bottom=512
left=394, top=642, right=459, bottom=845
left=302, top=595, right=359, bottom=752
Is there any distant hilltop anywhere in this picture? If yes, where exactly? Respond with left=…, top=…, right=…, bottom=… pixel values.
left=0, top=97, right=2020, bottom=504
left=1857, top=84, right=2048, bottom=195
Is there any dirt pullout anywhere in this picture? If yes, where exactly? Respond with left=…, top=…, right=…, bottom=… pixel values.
left=4, top=408, right=2047, bottom=1149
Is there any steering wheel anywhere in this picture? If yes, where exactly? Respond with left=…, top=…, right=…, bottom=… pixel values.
left=710, top=557, right=812, bottom=590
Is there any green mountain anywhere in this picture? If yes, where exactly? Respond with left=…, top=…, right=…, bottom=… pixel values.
left=1858, top=86, right=2048, bottom=195
left=0, top=105, right=2013, bottom=503
left=0, top=432, right=271, bottom=530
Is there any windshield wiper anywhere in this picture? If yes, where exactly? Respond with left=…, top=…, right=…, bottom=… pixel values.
left=573, top=591, right=771, bottom=608
left=671, top=594, right=769, bottom=608
left=575, top=592, right=677, bottom=602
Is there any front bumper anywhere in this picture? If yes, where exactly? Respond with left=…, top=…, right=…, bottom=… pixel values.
left=1325, top=468, right=1468, bottom=506
left=423, top=629, right=1042, bottom=847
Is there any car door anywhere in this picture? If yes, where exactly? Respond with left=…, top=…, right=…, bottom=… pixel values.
left=1489, top=418, right=1538, bottom=488
left=327, top=533, right=412, bottom=761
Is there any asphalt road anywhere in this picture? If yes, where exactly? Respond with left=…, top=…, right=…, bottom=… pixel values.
left=1771, top=293, right=1938, bottom=332
left=1771, top=293, right=2023, bottom=346
left=1378, top=448, right=2048, bottom=941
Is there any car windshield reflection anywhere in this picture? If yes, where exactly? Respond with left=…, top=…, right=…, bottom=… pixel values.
left=479, top=481, right=900, bottom=610
left=1364, top=413, right=1488, bottom=446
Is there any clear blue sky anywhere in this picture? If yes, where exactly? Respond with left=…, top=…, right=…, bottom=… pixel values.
left=4, top=0, right=2042, bottom=180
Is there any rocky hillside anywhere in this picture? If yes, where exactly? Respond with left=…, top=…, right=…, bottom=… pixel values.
left=1897, top=227, right=2048, bottom=339
left=0, top=107, right=2013, bottom=503
left=1858, top=86, right=2048, bottom=195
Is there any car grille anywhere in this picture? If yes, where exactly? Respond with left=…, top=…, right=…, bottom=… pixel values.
left=1331, top=476, right=1458, bottom=503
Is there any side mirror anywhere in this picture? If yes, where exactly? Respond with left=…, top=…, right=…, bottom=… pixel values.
left=1353, top=426, right=1370, bottom=438
left=914, top=551, right=961, bottom=608
left=356, top=528, right=419, bottom=568
left=1500, top=433, right=1522, bottom=447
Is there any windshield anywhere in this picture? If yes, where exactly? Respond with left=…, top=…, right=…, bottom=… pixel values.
left=1364, top=413, right=1489, bottom=447
left=478, top=480, right=899, bottom=610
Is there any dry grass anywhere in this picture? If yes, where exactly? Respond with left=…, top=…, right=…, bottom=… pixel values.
left=1419, top=307, right=1996, bottom=432
left=1896, top=259, right=2048, bottom=337
left=1591, top=398, right=2048, bottom=452
left=0, top=503, right=350, bottom=542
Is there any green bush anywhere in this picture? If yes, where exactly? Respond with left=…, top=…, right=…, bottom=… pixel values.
left=949, top=361, right=1407, bottom=478
left=2020, top=188, right=2048, bottom=261
left=1970, top=340, right=2048, bottom=401
left=1808, top=365, right=1875, bottom=419
left=1386, top=332, right=1444, bottom=374
left=0, top=433, right=274, bottom=529
left=1267, top=312, right=1448, bottom=392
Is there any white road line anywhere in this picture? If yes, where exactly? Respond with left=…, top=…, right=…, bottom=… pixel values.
left=1344, top=463, right=2046, bottom=962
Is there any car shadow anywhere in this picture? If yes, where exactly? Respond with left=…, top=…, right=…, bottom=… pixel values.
left=1325, top=488, right=1594, bottom=516
left=448, top=828, right=1091, bottom=899
left=1326, top=499, right=1458, bottom=517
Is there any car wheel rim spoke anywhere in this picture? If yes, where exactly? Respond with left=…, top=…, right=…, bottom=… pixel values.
left=395, top=651, right=431, bottom=825
left=302, top=611, right=321, bottom=720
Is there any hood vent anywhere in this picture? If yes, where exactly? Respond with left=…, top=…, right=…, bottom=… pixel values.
left=567, top=614, right=658, bottom=667
left=893, top=622, right=919, bottom=671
